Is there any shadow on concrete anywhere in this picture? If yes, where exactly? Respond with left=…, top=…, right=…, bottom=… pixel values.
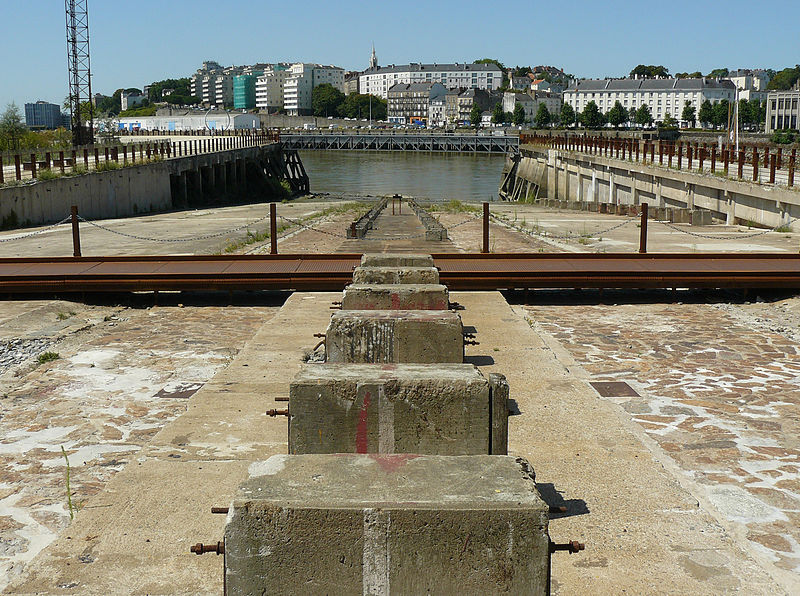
left=507, top=398, right=522, bottom=416
left=0, top=290, right=293, bottom=309
left=464, top=355, right=495, bottom=366
left=536, top=482, right=590, bottom=519
left=503, top=287, right=799, bottom=307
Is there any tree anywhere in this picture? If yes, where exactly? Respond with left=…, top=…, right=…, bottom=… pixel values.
left=491, top=102, right=505, bottom=124
left=711, top=99, right=730, bottom=128
left=707, top=68, right=729, bottom=78
left=662, top=113, right=677, bottom=128
left=698, top=100, right=714, bottom=127
left=748, top=99, right=765, bottom=129
left=513, top=103, right=526, bottom=126
left=0, top=103, right=27, bottom=150
left=560, top=103, right=576, bottom=127
left=340, top=93, right=386, bottom=120
left=513, top=66, right=532, bottom=77
left=766, top=66, right=800, bottom=91
left=606, top=101, right=628, bottom=127
left=629, top=64, right=669, bottom=78
left=311, top=84, right=345, bottom=117
left=470, top=103, right=482, bottom=127
left=634, top=104, right=654, bottom=127
left=534, top=103, right=551, bottom=128
left=681, top=101, right=696, bottom=126
left=581, top=101, right=604, bottom=128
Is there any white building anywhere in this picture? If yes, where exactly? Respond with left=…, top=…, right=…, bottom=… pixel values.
left=115, top=113, right=260, bottom=132
left=563, top=78, right=736, bottom=126
left=255, top=65, right=291, bottom=111
left=359, top=63, right=503, bottom=99
left=766, top=84, right=800, bottom=133
left=121, top=91, right=147, bottom=111
left=283, top=63, right=345, bottom=116
left=502, top=91, right=562, bottom=123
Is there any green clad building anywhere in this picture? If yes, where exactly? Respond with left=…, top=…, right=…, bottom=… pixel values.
left=234, top=73, right=262, bottom=109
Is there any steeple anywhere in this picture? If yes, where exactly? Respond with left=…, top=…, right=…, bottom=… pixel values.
left=369, top=43, right=378, bottom=69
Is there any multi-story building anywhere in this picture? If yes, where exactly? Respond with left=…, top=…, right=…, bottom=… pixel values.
left=456, top=89, right=501, bottom=124
left=190, top=61, right=223, bottom=105
left=766, top=83, right=800, bottom=133
left=255, top=64, right=291, bottom=112
left=233, top=65, right=268, bottom=110
left=360, top=63, right=502, bottom=99
left=388, top=82, right=446, bottom=125
left=726, top=69, right=770, bottom=103
left=283, top=64, right=345, bottom=116
left=502, top=91, right=562, bottom=123
left=563, top=77, right=736, bottom=126
left=120, top=91, right=146, bottom=111
left=24, top=101, right=63, bottom=129
left=344, top=71, right=361, bottom=95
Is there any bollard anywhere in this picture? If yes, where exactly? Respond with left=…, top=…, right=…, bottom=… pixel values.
left=639, top=203, right=648, bottom=254
left=71, top=205, right=81, bottom=257
left=699, top=147, right=705, bottom=171
left=482, top=202, right=489, bottom=253
left=777, top=148, right=783, bottom=170
left=59, top=151, right=65, bottom=173
left=104, top=147, right=109, bottom=163
left=711, top=146, right=716, bottom=173
left=722, top=148, right=729, bottom=175
left=83, top=148, right=89, bottom=168
left=30, top=153, right=36, bottom=179
left=770, top=154, right=776, bottom=184
left=94, top=147, right=100, bottom=169
left=15, top=154, right=21, bottom=180
left=738, top=148, right=745, bottom=179
left=752, top=148, right=759, bottom=182
left=790, top=150, right=796, bottom=188
left=677, top=143, right=682, bottom=169
left=270, top=203, right=278, bottom=254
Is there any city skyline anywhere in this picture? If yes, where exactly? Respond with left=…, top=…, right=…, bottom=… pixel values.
left=2, top=0, right=798, bottom=111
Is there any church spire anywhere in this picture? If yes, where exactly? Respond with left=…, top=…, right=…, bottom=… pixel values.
left=369, top=43, right=378, bottom=69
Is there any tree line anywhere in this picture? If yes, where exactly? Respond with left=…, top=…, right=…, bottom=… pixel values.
left=311, top=85, right=387, bottom=120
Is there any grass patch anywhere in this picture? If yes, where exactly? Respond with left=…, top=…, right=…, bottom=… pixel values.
left=427, top=199, right=481, bottom=214
left=774, top=224, right=793, bottom=233
left=38, top=351, right=60, bottom=363
left=95, top=160, right=121, bottom=172
left=36, top=168, right=62, bottom=181
left=56, top=311, right=76, bottom=320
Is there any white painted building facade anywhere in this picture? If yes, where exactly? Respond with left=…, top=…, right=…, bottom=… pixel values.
left=115, top=113, right=260, bottom=132
left=359, top=63, right=503, bottom=99
left=283, top=64, right=345, bottom=116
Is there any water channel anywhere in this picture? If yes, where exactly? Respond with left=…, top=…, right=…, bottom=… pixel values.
left=298, top=151, right=506, bottom=202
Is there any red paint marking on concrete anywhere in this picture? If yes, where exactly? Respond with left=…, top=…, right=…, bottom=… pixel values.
left=356, top=391, right=371, bottom=453
left=369, top=454, right=420, bottom=473
left=390, top=293, right=401, bottom=309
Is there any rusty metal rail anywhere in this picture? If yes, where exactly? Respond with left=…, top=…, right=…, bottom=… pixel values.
left=0, top=253, right=798, bottom=294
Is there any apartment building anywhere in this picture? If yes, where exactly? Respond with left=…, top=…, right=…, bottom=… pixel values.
left=563, top=78, right=735, bottom=125
left=456, top=89, right=501, bottom=124
left=360, top=63, right=502, bottom=99
left=766, top=83, right=800, bottom=133
left=502, top=91, right=562, bottom=122
left=282, top=64, right=345, bottom=116
left=255, top=65, right=291, bottom=111
left=387, top=82, right=446, bottom=124
left=24, top=101, right=63, bottom=130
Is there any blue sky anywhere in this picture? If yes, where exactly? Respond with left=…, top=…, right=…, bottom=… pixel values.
left=2, top=0, right=798, bottom=110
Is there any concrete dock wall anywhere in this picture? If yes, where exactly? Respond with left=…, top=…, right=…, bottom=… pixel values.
left=502, top=147, right=800, bottom=231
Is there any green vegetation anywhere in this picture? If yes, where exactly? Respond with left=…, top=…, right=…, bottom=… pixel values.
left=766, top=66, right=800, bottom=91
left=635, top=104, right=654, bottom=127
left=512, top=103, right=526, bottom=126
left=470, top=103, right=482, bottom=127
left=38, top=351, right=60, bottom=363
left=560, top=103, right=577, bottom=127
left=607, top=101, right=628, bottom=128
left=57, top=311, right=76, bottom=320
left=0, top=103, right=27, bottom=150
left=698, top=100, right=714, bottom=127
left=629, top=65, right=669, bottom=78
left=36, top=168, right=62, bottom=181
left=681, top=101, right=696, bottom=126
left=707, top=68, right=729, bottom=78
left=95, top=160, right=122, bottom=172
left=340, top=93, right=387, bottom=120
left=580, top=101, right=604, bottom=128
left=675, top=71, right=703, bottom=79
left=427, top=199, right=480, bottom=214
left=491, top=102, right=505, bottom=125
left=312, top=84, right=346, bottom=117
left=534, top=104, right=551, bottom=128
left=147, top=78, right=197, bottom=105
left=473, top=58, right=509, bottom=88
left=771, top=131, right=797, bottom=144
left=118, top=105, right=157, bottom=117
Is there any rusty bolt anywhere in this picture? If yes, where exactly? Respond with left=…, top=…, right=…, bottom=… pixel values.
left=313, top=333, right=326, bottom=338
left=331, top=301, right=342, bottom=306
left=463, top=333, right=476, bottom=339
left=274, top=397, right=289, bottom=402
left=191, top=541, right=225, bottom=555
left=549, top=540, right=585, bottom=554
left=266, top=409, right=290, bottom=417
left=464, top=340, right=480, bottom=346
left=549, top=505, right=568, bottom=514
left=329, top=306, right=341, bottom=310
left=211, top=507, right=229, bottom=514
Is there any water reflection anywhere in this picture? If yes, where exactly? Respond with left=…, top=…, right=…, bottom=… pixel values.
left=299, top=151, right=506, bottom=202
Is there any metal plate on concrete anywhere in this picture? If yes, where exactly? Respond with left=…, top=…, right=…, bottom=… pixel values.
left=590, top=381, right=640, bottom=397
left=154, top=382, right=203, bottom=399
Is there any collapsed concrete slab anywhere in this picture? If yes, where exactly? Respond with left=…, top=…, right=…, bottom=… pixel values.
left=360, top=253, right=435, bottom=268
left=326, top=309, right=463, bottom=363
left=342, top=284, right=448, bottom=310
left=225, top=454, right=549, bottom=596
left=352, top=266, right=440, bottom=285
left=289, top=363, right=508, bottom=455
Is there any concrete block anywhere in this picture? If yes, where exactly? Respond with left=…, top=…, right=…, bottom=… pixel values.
left=360, top=253, right=434, bottom=268
left=225, top=454, right=549, bottom=596
left=490, top=372, right=510, bottom=455
left=352, top=266, right=439, bottom=285
left=326, top=309, right=463, bottom=364
left=289, top=363, right=495, bottom=455
left=691, top=209, right=712, bottom=226
left=342, top=284, right=448, bottom=311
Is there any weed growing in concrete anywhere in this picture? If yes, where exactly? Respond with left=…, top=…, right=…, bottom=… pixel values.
left=428, top=200, right=480, bottom=214
left=37, top=168, right=62, bottom=181
left=56, top=311, right=75, bottom=320
left=95, top=160, right=121, bottom=172
left=61, top=446, right=74, bottom=521
left=774, top=224, right=793, bottom=233
left=38, top=351, right=60, bottom=363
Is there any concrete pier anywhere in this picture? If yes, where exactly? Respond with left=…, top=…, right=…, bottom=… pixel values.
left=360, top=253, right=435, bottom=268
left=341, top=284, right=449, bottom=310
left=352, top=266, right=440, bottom=285
left=225, top=454, right=549, bottom=596
left=289, top=363, right=507, bottom=455
left=325, top=309, right=463, bottom=363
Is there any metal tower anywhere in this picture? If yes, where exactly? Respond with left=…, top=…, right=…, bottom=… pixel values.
left=65, top=0, right=94, bottom=146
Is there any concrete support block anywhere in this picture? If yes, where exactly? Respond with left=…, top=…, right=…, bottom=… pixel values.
left=360, top=253, right=434, bottom=268
left=326, top=309, right=463, bottom=364
left=691, top=209, right=712, bottom=226
left=352, top=266, right=439, bottom=285
left=342, top=284, right=448, bottom=311
left=225, top=454, right=549, bottom=596
left=490, top=373, right=509, bottom=455
left=289, top=363, right=500, bottom=455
